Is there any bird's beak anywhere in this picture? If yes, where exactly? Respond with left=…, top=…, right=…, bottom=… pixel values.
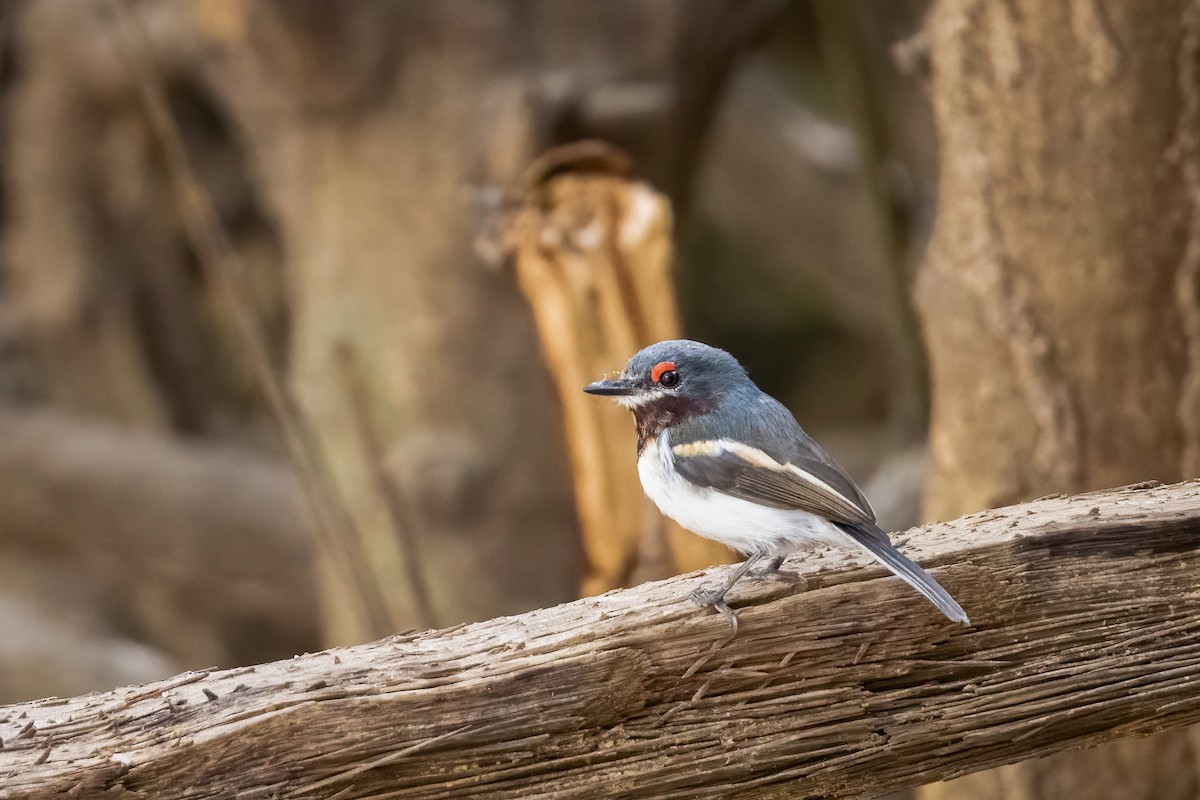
left=583, top=377, right=638, bottom=396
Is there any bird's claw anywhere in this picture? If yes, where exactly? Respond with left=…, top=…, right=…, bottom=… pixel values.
left=689, top=584, right=724, bottom=606
left=690, top=585, right=739, bottom=634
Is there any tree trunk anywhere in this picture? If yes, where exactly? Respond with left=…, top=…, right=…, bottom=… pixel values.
left=916, top=0, right=1200, bottom=797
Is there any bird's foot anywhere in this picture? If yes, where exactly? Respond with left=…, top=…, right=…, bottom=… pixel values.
left=689, top=584, right=726, bottom=606
left=690, top=585, right=739, bottom=634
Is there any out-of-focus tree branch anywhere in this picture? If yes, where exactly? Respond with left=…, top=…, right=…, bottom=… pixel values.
left=0, top=409, right=317, bottom=669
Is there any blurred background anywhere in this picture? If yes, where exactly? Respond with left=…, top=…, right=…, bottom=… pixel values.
left=1, top=1, right=1198, bottom=798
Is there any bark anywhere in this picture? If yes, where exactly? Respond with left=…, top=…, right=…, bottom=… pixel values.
left=495, top=142, right=734, bottom=595
left=916, top=1, right=1200, bottom=797
left=178, top=0, right=768, bottom=643
left=1, top=480, right=1198, bottom=800
left=0, top=409, right=316, bottom=669
left=918, top=0, right=1200, bottom=519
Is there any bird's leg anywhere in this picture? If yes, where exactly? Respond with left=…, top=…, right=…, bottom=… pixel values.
left=751, top=554, right=787, bottom=575
left=750, top=553, right=806, bottom=587
left=691, top=552, right=762, bottom=605
left=690, top=552, right=765, bottom=633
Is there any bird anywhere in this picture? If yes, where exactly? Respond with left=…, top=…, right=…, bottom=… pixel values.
left=583, top=339, right=968, bottom=632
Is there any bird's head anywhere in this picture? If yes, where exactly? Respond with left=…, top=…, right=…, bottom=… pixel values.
left=583, top=340, right=749, bottom=428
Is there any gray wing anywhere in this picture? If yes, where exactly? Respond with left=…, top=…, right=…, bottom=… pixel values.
left=670, top=393, right=876, bottom=527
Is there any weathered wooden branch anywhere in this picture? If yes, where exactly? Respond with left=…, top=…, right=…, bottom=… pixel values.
left=3, top=480, right=1199, bottom=799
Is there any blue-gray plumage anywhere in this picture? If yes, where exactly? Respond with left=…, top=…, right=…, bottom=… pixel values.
left=584, top=339, right=968, bottom=631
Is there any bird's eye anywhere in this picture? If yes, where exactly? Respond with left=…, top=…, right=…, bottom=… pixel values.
left=651, top=361, right=680, bottom=388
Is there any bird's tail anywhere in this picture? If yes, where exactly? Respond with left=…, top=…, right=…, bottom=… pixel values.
left=840, top=524, right=970, bottom=624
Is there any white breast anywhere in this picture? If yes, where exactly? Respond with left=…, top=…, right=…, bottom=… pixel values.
left=637, top=433, right=846, bottom=557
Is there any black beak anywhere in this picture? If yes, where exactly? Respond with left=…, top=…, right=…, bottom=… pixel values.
left=583, top=378, right=638, bottom=396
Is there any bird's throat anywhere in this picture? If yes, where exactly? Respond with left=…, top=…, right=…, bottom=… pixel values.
left=632, top=395, right=714, bottom=454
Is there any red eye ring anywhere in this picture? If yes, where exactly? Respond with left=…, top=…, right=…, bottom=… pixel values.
left=651, top=361, right=677, bottom=384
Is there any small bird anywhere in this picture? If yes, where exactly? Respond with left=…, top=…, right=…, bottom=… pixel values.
left=584, top=339, right=968, bottom=631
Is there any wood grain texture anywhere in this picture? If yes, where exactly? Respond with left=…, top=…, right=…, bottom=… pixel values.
left=2, top=480, right=1199, bottom=800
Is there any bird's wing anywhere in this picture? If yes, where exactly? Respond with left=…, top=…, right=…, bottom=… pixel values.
left=670, top=437, right=876, bottom=527
left=671, top=436, right=969, bottom=623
